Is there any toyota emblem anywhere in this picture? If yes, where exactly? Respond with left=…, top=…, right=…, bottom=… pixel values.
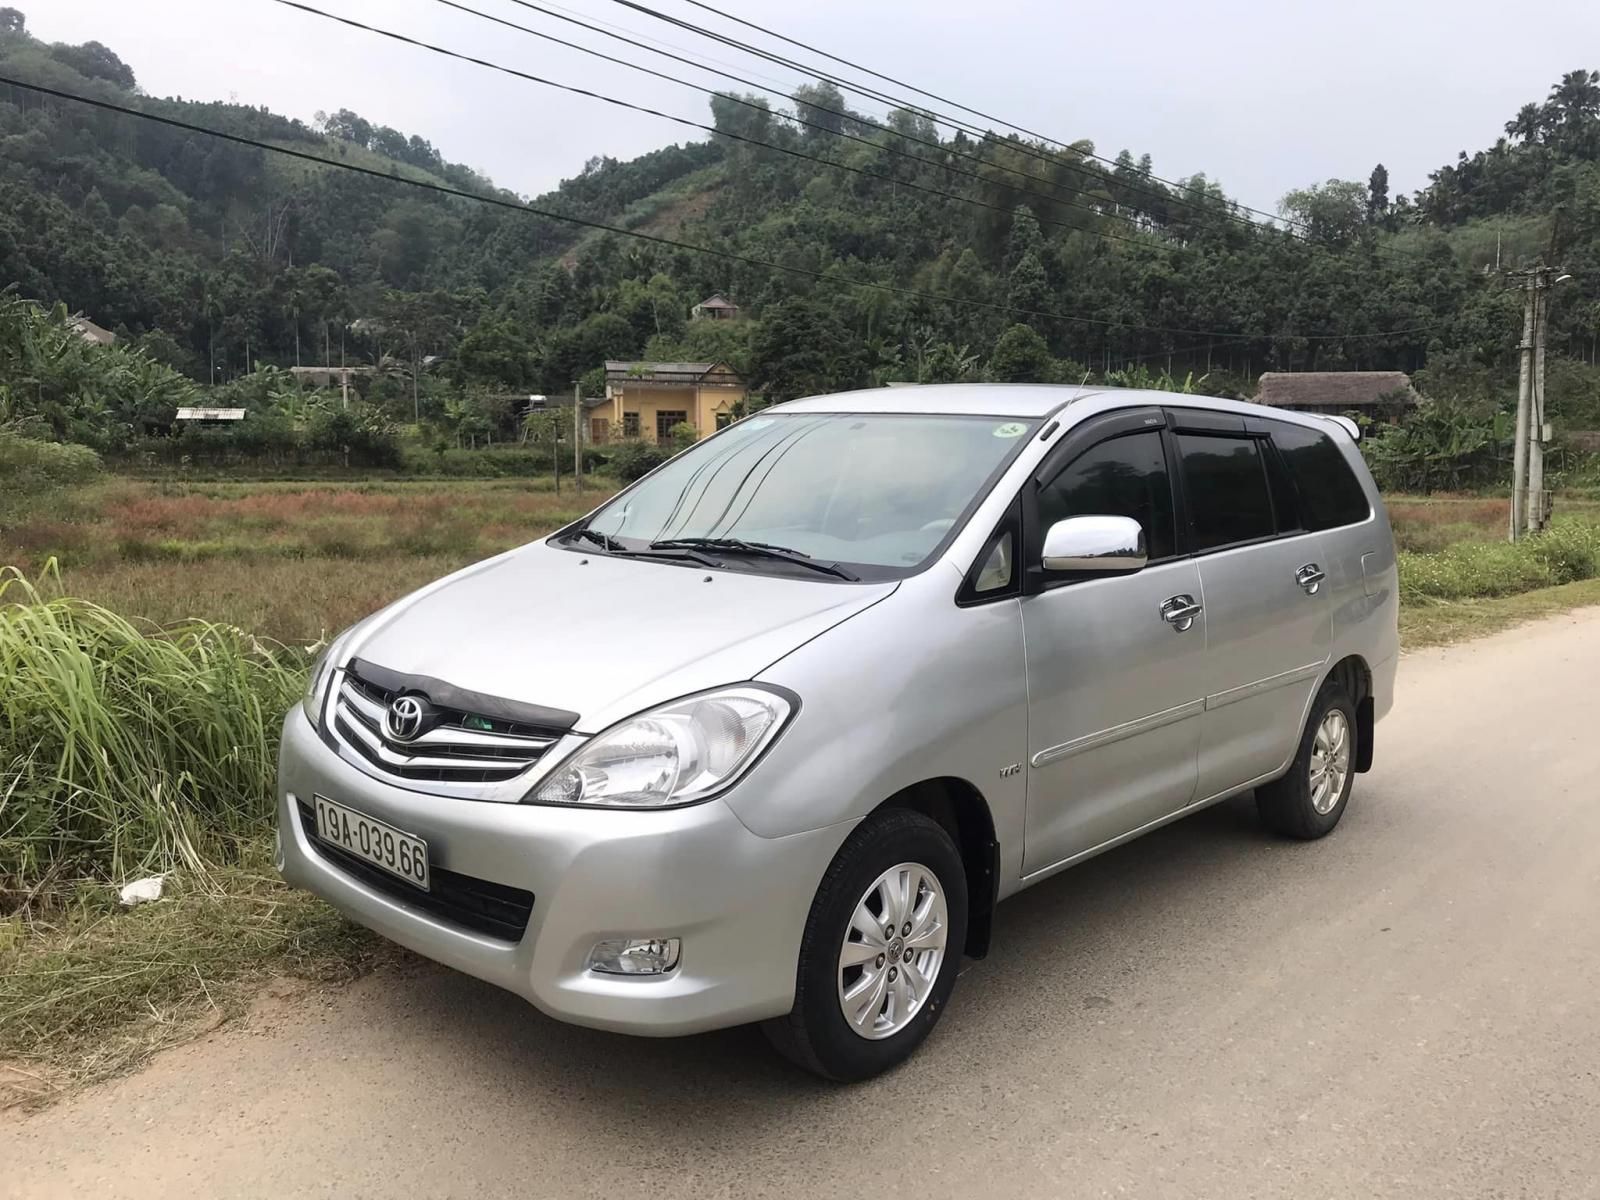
left=386, top=695, right=426, bottom=741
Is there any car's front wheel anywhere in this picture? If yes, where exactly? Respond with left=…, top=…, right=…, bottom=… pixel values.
left=763, top=808, right=967, bottom=1081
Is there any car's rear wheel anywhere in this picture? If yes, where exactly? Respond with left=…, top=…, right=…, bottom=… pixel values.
left=763, top=808, right=967, bottom=1081
left=1256, top=682, right=1357, bottom=839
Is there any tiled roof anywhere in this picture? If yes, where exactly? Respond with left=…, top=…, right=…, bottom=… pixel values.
left=1255, top=372, right=1419, bottom=410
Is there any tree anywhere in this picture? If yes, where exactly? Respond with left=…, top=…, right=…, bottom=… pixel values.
left=1546, top=69, right=1600, bottom=152
left=791, top=80, right=847, bottom=138
left=750, top=298, right=866, bottom=401
left=989, top=324, right=1054, bottom=382
left=1279, top=179, right=1368, bottom=246
left=1006, top=250, right=1051, bottom=325
left=1003, top=206, right=1044, bottom=276
left=1366, top=163, right=1389, bottom=224
left=456, top=318, right=537, bottom=386
left=0, top=8, right=24, bottom=33
left=1505, top=102, right=1544, bottom=144
left=49, top=41, right=137, bottom=89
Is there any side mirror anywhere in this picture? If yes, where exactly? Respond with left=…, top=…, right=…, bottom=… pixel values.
left=1040, top=515, right=1147, bottom=574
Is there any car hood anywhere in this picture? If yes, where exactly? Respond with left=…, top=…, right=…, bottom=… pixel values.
left=347, top=541, right=897, bottom=732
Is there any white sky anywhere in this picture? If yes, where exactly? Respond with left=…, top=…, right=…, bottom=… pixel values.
left=22, top=0, right=1600, bottom=211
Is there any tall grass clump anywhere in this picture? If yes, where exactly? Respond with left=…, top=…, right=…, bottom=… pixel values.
left=1398, top=516, right=1600, bottom=602
left=0, top=566, right=306, bottom=908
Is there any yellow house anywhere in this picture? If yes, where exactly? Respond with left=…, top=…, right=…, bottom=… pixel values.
left=599, top=361, right=747, bottom=444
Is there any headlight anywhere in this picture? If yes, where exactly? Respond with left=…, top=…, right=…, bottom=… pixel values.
left=528, top=685, right=795, bottom=808
left=300, top=632, right=350, bottom=724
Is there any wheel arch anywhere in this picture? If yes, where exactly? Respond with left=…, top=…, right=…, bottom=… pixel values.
left=1323, top=654, right=1375, bottom=772
left=875, top=776, right=999, bottom=959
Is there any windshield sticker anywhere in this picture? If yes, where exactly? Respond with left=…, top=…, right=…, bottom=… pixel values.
left=992, top=422, right=1028, bottom=439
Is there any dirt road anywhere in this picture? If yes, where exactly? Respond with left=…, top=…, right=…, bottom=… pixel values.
left=7, top=610, right=1600, bottom=1199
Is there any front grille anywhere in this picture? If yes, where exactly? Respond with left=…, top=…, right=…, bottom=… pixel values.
left=331, top=667, right=563, bottom=785
left=297, top=800, right=534, bottom=942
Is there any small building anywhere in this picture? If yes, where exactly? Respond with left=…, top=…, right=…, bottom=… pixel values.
left=690, top=293, right=740, bottom=322
left=1254, top=371, right=1420, bottom=420
left=175, top=407, right=246, bottom=425
left=68, top=314, right=116, bottom=347
left=600, top=361, right=747, bottom=444
left=505, top=393, right=611, bottom=440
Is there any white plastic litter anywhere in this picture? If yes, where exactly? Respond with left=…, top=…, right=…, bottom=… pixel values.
left=118, top=875, right=168, bottom=906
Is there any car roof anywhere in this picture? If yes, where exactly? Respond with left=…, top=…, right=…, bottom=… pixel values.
left=771, top=384, right=1096, bottom=418
left=766, top=384, right=1356, bottom=438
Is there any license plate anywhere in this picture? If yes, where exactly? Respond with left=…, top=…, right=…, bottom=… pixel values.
left=314, top=795, right=430, bottom=891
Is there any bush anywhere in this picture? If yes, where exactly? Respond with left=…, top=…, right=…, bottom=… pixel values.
left=607, top=439, right=673, bottom=482
left=1397, top=516, right=1600, bottom=601
left=0, top=569, right=305, bottom=904
left=0, top=430, right=102, bottom=492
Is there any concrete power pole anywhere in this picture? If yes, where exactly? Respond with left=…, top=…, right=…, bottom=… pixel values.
left=1510, top=267, right=1572, bottom=541
left=1511, top=275, right=1535, bottom=541
left=1528, top=281, right=1548, bottom=535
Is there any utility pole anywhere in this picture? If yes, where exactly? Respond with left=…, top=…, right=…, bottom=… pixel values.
left=1528, top=280, right=1549, bottom=534
left=1508, top=266, right=1572, bottom=541
left=573, top=381, right=583, bottom=494
left=1511, top=273, right=1535, bottom=541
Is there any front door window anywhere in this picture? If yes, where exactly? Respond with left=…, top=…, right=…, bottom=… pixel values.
left=656, top=411, right=689, bottom=443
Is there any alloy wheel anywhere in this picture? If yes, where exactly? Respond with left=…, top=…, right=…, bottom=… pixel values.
left=836, top=862, right=948, bottom=1040
left=1309, top=709, right=1351, bottom=815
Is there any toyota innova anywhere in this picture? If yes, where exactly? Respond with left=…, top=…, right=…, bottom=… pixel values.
left=278, top=384, right=1398, bottom=1080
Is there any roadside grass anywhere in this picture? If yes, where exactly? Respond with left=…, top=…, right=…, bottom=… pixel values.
left=0, top=859, right=386, bottom=1107
left=0, top=572, right=303, bottom=897
left=1398, top=577, right=1600, bottom=648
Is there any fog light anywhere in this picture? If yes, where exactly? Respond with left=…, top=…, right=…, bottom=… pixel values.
left=588, top=937, right=681, bottom=976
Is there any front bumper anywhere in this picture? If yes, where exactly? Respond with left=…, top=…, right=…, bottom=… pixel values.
left=276, top=712, right=853, bottom=1036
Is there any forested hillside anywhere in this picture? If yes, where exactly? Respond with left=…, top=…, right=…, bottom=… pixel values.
left=2, top=6, right=1599, bottom=421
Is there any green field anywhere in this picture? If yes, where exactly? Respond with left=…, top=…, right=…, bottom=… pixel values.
left=0, top=477, right=613, bottom=643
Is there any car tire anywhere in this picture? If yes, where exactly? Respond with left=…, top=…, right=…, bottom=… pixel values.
left=763, top=807, right=967, bottom=1082
left=1256, top=681, right=1358, bottom=840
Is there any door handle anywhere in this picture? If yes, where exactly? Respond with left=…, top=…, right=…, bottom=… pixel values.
left=1159, top=594, right=1202, bottom=631
left=1295, top=563, right=1326, bottom=595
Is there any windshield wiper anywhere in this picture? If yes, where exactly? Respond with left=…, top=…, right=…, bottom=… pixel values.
left=568, top=527, right=623, bottom=552
left=650, top=537, right=861, bottom=581
left=568, top=527, right=725, bottom=567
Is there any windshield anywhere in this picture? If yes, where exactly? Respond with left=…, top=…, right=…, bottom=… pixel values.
left=575, top=412, right=1036, bottom=578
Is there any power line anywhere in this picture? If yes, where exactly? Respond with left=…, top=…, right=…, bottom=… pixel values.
left=471, top=0, right=1439, bottom=275
left=605, top=0, right=1452, bottom=271
left=604, top=0, right=1298, bottom=241
left=281, top=0, right=1152, bottom=249
left=447, top=0, right=1231, bottom=251
left=431, top=0, right=1150, bottom=241
left=0, top=74, right=1448, bottom=344
left=660, top=0, right=1307, bottom=235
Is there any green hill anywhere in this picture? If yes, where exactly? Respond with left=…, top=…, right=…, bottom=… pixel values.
left=2, top=7, right=1598, bottom=419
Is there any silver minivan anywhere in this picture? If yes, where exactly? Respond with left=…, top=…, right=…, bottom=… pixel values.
left=277, top=384, right=1398, bottom=1080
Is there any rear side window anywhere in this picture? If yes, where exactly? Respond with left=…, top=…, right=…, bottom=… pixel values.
left=1175, top=433, right=1275, bottom=551
left=1271, top=423, right=1371, bottom=530
left=1037, top=430, right=1176, bottom=560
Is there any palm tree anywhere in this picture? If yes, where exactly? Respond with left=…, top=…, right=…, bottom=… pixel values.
left=1546, top=70, right=1600, bottom=150
left=1504, top=102, right=1544, bottom=144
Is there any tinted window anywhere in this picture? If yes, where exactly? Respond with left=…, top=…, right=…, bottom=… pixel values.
left=1271, top=423, right=1371, bottom=530
left=1038, top=430, right=1175, bottom=561
left=1176, top=433, right=1275, bottom=550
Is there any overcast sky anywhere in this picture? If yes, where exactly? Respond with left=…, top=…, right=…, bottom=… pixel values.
left=23, top=0, right=1600, bottom=212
